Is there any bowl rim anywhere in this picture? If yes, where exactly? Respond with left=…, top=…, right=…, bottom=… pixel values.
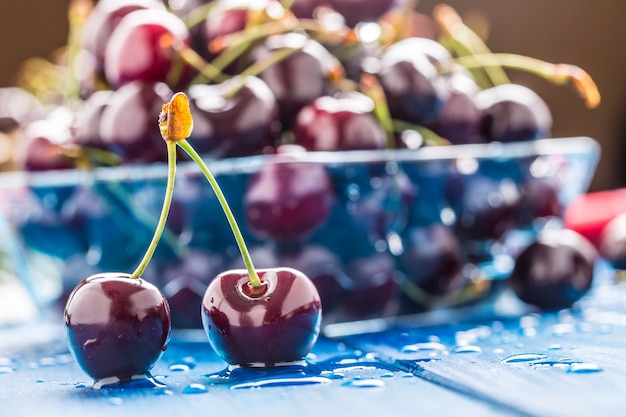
left=0, top=136, right=600, bottom=188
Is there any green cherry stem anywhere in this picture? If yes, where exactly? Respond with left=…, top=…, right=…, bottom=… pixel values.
left=129, top=140, right=178, bottom=279
left=176, top=139, right=262, bottom=288
left=446, top=53, right=601, bottom=108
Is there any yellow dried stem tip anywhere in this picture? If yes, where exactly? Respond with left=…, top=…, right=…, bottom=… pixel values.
left=159, top=92, right=194, bottom=141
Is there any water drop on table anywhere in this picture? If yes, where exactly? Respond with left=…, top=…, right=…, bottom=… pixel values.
left=182, top=383, right=208, bottom=394
left=452, top=345, right=482, bottom=354
left=342, top=378, right=386, bottom=388
left=567, top=363, right=603, bottom=374
left=501, top=353, right=549, bottom=364
left=108, top=397, right=123, bottom=406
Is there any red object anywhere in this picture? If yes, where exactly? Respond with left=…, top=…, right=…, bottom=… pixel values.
left=564, top=188, right=626, bottom=247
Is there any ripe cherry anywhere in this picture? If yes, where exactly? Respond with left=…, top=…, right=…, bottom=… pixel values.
left=63, top=92, right=192, bottom=384
left=186, top=76, right=280, bottom=158
left=244, top=145, right=334, bottom=241
left=103, top=8, right=194, bottom=90
left=476, top=83, right=553, bottom=143
left=64, top=273, right=171, bottom=383
left=251, top=32, right=344, bottom=129
left=293, top=93, right=387, bottom=151
left=99, top=81, right=173, bottom=163
left=509, top=229, right=596, bottom=310
left=201, top=267, right=322, bottom=366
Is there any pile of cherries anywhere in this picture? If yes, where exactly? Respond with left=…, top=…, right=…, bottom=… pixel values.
left=0, top=0, right=606, bottom=385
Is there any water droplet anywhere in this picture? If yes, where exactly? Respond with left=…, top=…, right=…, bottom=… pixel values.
left=568, top=363, right=603, bottom=374
left=108, top=397, right=123, bottom=406
left=0, top=366, right=15, bottom=374
left=231, top=376, right=331, bottom=390
left=342, top=378, right=386, bottom=388
left=320, top=370, right=345, bottom=380
left=547, top=323, right=575, bottom=337
left=548, top=344, right=562, bottom=351
left=380, top=372, right=394, bottom=378
left=452, top=345, right=482, bottom=354
left=74, top=383, right=87, bottom=389
left=182, top=383, right=208, bottom=394
left=94, top=374, right=166, bottom=390
left=501, top=353, right=549, bottom=364
left=400, top=342, right=447, bottom=353
left=168, top=363, right=191, bottom=372
left=36, top=378, right=44, bottom=383
left=38, top=357, right=57, bottom=367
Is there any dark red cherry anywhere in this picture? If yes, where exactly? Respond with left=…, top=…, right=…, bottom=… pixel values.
left=427, top=69, right=484, bottom=145
left=72, top=90, right=113, bottom=148
left=251, top=32, right=344, bottom=129
left=201, top=267, right=322, bottom=366
left=516, top=177, right=564, bottom=227
left=64, top=273, right=171, bottom=382
left=199, top=0, right=274, bottom=65
left=598, top=213, right=626, bottom=270
left=445, top=174, right=521, bottom=242
left=99, top=81, right=173, bottom=163
left=103, top=8, right=194, bottom=90
left=81, top=0, right=165, bottom=77
left=509, top=229, right=596, bottom=310
left=327, top=0, right=395, bottom=27
left=0, top=87, right=43, bottom=133
left=293, top=92, right=387, bottom=151
left=290, top=0, right=323, bottom=18
left=476, top=83, right=553, bottom=143
left=376, top=37, right=451, bottom=125
left=14, top=108, right=75, bottom=171
left=186, top=76, right=280, bottom=158
left=244, top=145, right=334, bottom=241
left=399, top=224, right=466, bottom=297
left=338, top=252, right=399, bottom=321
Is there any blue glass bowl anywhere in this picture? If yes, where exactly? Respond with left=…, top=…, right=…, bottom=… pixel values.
left=0, top=137, right=600, bottom=326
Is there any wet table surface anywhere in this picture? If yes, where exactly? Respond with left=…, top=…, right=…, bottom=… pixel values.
left=2, top=276, right=626, bottom=417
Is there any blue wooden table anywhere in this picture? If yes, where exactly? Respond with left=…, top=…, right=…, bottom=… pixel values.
left=2, top=271, right=625, bottom=417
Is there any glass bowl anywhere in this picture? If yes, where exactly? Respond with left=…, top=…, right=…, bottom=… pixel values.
left=0, top=137, right=600, bottom=327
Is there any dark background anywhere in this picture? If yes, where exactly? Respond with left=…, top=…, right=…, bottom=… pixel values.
left=1, top=0, right=624, bottom=192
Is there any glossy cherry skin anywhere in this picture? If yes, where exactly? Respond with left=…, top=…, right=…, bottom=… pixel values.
left=376, top=37, right=451, bottom=125
left=427, top=69, right=484, bottom=145
left=82, top=0, right=164, bottom=76
left=399, top=224, right=466, bottom=297
left=293, top=93, right=387, bottom=151
left=104, top=8, right=193, bottom=90
left=201, top=267, right=322, bottom=366
left=290, top=0, right=322, bottom=18
left=251, top=32, right=343, bottom=129
left=186, top=76, right=280, bottom=158
left=15, top=108, right=75, bottom=171
left=509, top=229, right=596, bottom=311
left=598, top=213, right=626, bottom=270
left=64, top=273, right=171, bottom=382
left=244, top=145, right=334, bottom=241
left=327, top=0, right=395, bottom=27
left=99, top=81, right=173, bottom=163
left=199, top=0, right=272, bottom=64
left=476, top=83, right=553, bottom=143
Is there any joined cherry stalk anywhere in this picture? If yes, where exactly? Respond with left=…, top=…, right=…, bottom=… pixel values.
left=64, top=91, right=322, bottom=384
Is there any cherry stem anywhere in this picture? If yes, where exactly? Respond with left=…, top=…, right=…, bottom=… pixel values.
left=433, top=4, right=510, bottom=88
left=164, top=35, right=228, bottom=84
left=130, top=140, right=178, bottom=279
left=447, top=53, right=601, bottom=108
left=176, top=139, right=262, bottom=288
left=360, top=73, right=395, bottom=149
left=64, top=0, right=92, bottom=108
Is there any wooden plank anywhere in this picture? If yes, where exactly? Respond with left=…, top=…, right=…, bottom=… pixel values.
left=337, top=283, right=626, bottom=417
